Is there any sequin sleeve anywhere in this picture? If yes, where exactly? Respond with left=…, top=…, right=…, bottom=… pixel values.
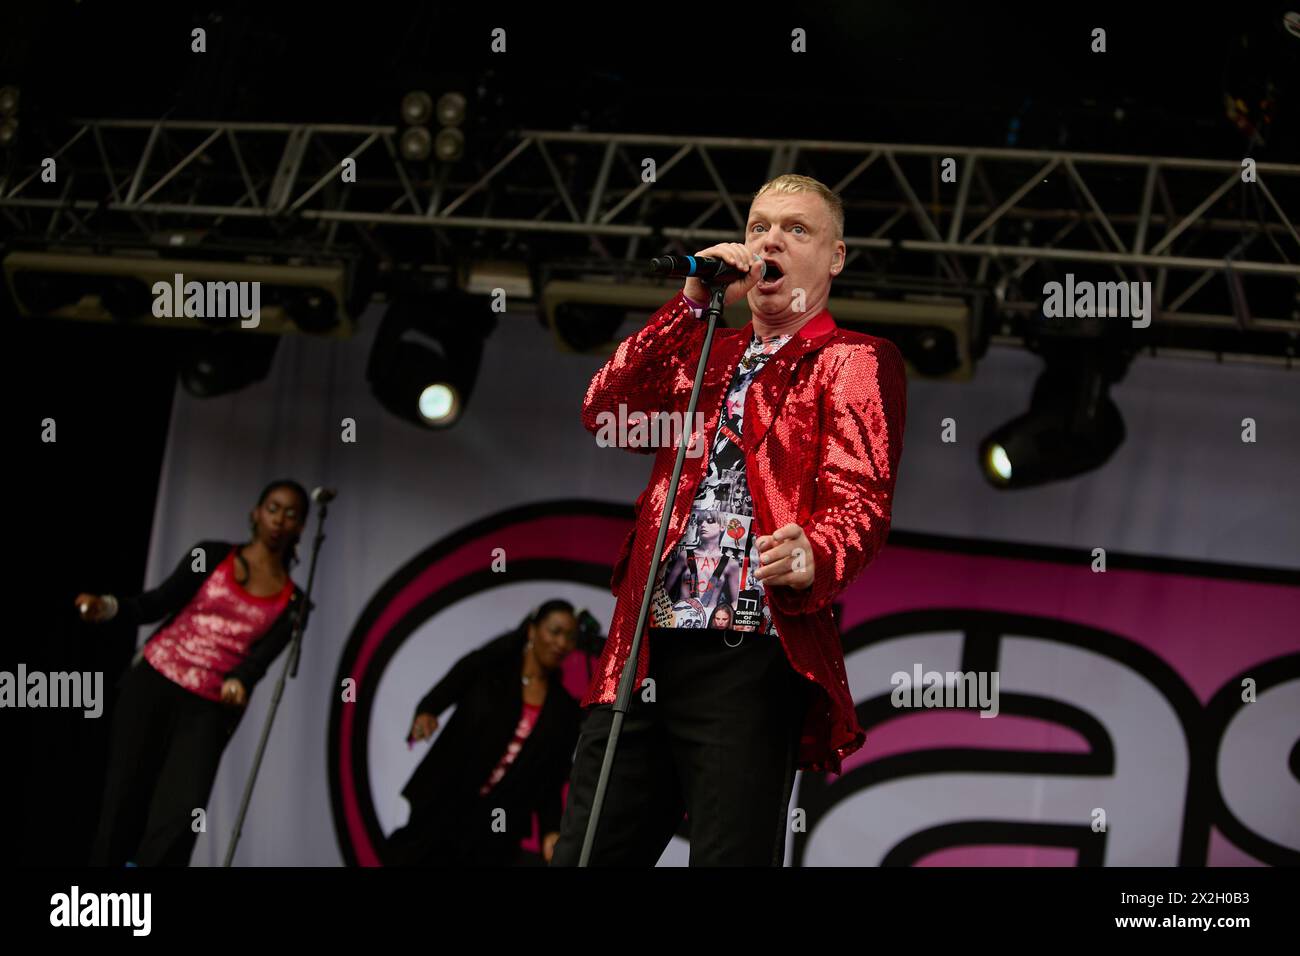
left=768, top=338, right=907, bottom=617
left=580, top=291, right=706, bottom=454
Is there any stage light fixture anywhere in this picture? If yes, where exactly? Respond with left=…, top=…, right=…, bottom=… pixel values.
left=10, top=267, right=85, bottom=314
left=436, top=92, right=466, bottom=127
left=0, top=85, right=18, bottom=149
left=273, top=285, right=340, bottom=334
left=978, top=351, right=1127, bottom=489
left=401, top=91, right=433, bottom=126
left=984, top=443, right=1013, bottom=483
left=4, top=251, right=354, bottom=335
left=418, top=383, right=459, bottom=426
left=399, top=126, right=432, bottom=161
left=99, top=276, right=155, bottom=323
left=541, top=280, right=971, bottom=375
left=366, top=296, right=494, bottom=430
left=179, top=331, right=280, bottom=399
left=434, top=127, right=464, bottom=163
left=552, top=301, right=631, bottom=353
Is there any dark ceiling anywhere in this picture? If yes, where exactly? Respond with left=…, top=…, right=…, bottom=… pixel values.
left=4, top=2, right=1298, bottom=158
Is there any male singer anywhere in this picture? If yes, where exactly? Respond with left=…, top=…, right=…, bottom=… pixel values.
left=552, top=174, right=907, bottom=866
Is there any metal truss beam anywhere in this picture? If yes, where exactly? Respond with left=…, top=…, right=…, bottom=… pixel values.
left=2, top=121, right=1297, bottom=331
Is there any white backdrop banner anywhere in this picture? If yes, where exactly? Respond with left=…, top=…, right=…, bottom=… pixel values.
left=140, top=301, right=1300, bottom=866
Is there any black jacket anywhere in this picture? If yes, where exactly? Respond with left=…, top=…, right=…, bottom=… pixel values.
left=401, top=629, right=581, bottom=838
left=117, top=539, right=309, bottom=693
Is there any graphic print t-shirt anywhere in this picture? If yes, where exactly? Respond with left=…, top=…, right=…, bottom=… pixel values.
left=649, top=330, right=792, bottom=635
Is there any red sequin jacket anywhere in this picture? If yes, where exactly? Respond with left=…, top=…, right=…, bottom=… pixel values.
left=580, top=290, right=907, bottom=773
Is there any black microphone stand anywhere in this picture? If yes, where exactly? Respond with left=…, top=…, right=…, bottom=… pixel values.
left=578, top=280, right=727, bottom=866
left=222, top=496, right=330, bottom=866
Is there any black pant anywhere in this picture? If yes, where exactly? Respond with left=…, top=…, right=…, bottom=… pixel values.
left=385, top=797, right=529, bottom=867
left=90, top=659, right=243, bottom=866
left=551, top=627, right=810, bottom=867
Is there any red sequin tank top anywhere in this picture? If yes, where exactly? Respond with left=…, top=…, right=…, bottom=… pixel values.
left=143, top=549, right=292, bottom=700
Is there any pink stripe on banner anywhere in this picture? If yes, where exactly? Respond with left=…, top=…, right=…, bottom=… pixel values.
left=915, top=845, right=1080, bottom=867
left=1206, top=826, right=1267, bottom=867
left=340, top=513, right=627, bottom=866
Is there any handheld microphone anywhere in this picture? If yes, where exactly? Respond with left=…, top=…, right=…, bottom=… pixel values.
left=648, top=255, right=781, bottom=282
left=311, top=487, right=338, bottom=503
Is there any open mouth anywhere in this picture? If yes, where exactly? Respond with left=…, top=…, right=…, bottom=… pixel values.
left=757, top=259, right=785, bottom=293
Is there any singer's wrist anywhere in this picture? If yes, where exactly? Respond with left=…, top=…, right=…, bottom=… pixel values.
left=681, top=290, right=706, bottom=308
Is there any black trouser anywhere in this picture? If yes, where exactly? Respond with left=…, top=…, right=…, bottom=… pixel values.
left=385, top=796, right=529, bottom=868
left=551, top=627, right=810, bottom=867
left=90, top=658, right=243, bottom=866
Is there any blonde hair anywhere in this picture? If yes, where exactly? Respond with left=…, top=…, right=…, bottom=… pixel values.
left=752, top=174, right=844, bottom=242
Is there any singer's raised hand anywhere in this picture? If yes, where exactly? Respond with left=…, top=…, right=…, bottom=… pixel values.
left=683, top=242, right=765, bottom=307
